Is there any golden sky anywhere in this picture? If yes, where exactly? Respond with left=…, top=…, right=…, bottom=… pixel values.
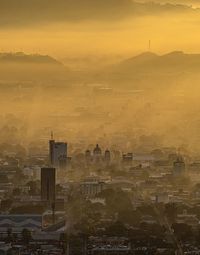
left=0, top=0, right=200, bottom=57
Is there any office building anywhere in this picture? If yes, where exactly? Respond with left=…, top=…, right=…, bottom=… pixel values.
left=41, top=167, right=56, bottom=203
left=80, top=176, right=106, bottom=197
left=122, top=153, right=133, bottom=165
left=173, top=156, right=186, bottom=176
left=105, top=149, right=111, bottom=165
left=49, top=133, right=67, bottom=169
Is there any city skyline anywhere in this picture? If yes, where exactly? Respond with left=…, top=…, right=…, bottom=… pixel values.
left=1, top=1, right=200, bottom=254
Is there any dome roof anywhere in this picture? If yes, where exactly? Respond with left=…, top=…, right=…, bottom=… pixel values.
left=93, top=144, right=102, bottom=154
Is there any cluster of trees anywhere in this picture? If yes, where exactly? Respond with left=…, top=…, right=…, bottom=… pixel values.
left=66, top=187, right=164, bottom=237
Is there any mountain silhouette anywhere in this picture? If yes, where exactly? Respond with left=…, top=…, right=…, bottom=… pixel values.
left=114, top=51, right=200, bottom=74
left=0, top=52, right=62, bottom=65
left=94, top=51, right=200, bottom=89
left=0, top=52, right=70, bottom=82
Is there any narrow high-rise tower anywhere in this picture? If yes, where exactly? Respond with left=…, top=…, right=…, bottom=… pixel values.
left=49, top=132, right=67, bottom=169
left=41, top=167, right=56, bottom=203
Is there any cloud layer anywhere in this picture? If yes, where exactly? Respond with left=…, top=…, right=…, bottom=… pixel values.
left=0, top=0, right=194, bottom=27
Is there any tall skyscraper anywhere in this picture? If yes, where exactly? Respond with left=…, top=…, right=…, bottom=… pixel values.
left=49, top=133, right=68, bottom=169
left=41, top=167, right=56, bottom=203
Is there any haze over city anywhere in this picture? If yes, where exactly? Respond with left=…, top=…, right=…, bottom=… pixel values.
left=0, top=0, right=199, bottom=151
left=1, top=1, right=200, bottom=255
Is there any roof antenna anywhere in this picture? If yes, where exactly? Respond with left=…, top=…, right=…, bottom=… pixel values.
left=149, top=40, right=151, bottom=52
left=51, top=131, right=54, bottom=140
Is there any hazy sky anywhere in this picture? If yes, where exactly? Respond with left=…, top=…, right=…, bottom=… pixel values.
left=1, top=0, right=200, bottom=150
left=0, top=0, right=200, bottom=57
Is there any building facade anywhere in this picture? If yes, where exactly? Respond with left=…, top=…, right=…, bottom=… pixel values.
left=49, top=136, right=67, bottom=169
left=41, top=167, right=56, bottom=204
